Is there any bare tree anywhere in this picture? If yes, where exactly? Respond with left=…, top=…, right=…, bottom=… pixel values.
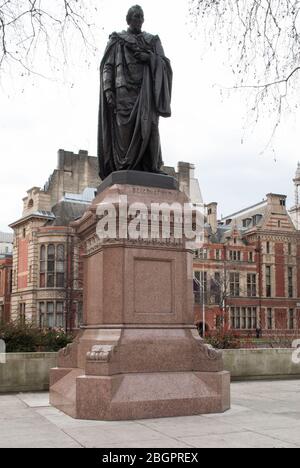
left=189, top=0, right=300, bottom=142
left=0, top=0, right=98, bottom=80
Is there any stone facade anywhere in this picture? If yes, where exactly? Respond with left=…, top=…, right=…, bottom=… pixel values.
left=0, top=232, right=13, bottom=255
left=194, top=192, right=300, bottom=336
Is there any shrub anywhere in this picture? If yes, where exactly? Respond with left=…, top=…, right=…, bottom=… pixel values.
left=0, top=321, right=73, bottom=353
left=205, top=330, right=241, bottom=350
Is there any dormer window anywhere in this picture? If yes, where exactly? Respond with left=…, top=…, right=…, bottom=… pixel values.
left=280, top=199, right=286, bottom=207
left=27, top=199, right=34, bottom=209
left=243, top=218, right=252, bottom=228
left=253, top=214, right=262, bottom=226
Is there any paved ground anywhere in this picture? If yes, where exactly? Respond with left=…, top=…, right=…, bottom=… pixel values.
left=0, top=380, right=300, bottom=448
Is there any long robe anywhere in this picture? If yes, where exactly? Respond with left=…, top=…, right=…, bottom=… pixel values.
left=97, top=30, right=173, bottom=180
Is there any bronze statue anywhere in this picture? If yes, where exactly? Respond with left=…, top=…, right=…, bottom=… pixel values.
left=98, top=5, right=173, bottom=180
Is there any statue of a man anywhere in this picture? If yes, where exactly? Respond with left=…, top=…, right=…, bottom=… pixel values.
left=98, top=5, right=173, bottom=180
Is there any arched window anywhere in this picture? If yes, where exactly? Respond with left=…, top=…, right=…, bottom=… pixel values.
left=28, top=199, right=34, bottom=209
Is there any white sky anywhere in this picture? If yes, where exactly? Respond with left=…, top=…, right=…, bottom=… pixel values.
left=0, top=0, right=299, bottom=232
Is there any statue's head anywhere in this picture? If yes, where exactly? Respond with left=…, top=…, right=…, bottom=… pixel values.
left=126, top=5, right=144, bottom=33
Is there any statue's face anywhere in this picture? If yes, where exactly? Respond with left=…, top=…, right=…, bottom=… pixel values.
left=128, top=9, right=144, bottom=33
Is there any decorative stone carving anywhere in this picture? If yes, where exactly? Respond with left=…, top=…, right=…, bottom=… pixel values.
left=86, top=345, right=115, bottom=362
left=199, top=341, right=222, bottom=361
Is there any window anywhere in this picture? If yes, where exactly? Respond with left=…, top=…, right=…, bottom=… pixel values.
left=46, top=302, right=55, bottom=328
left=266, top=242, right=270, bottom=254
left=266, top=266, right=272, bottom=297
left=253, top=215, right=262, bottom=226
left=39, top=301, right=65, bottom=329
left=76, top=302, right=83, bottom=328
left=289, top=309, right=295, bottom=330
left=249, top=252, right=254, bottom=262
left=267, top=309, right=273, bottom=330
left=241, top=308, right=247, bottom=329
left=278, top=220, right=281, bottom=228
left=56, top=302, right=64, bottom=328
left=47, top=245, right=55, bottom=288
left=56, top=245, right=65, bottom=288
left=194, top=271, right=208, bottom=303
left=231, top=307, right=257, bottom=330
left=40, top=244, right=65, bottom=289
left=211, top=272, right=221, bottom=305
left=288, top=267, right=293, bottom=298
left=243, top=218, right=251, bottom=228
left=230, top=273, right=240, bottom=297
left=229, top=251, right=241, bottom=262
left=247, top=274, right=257, bottom=297
left=39, top=302, right=46, bottom=328
left=288, top=243, right=292, bottom=256
left=216, top=249, right=221, bottom=261
left=230, top=307, right=241, bottom=329
left=40, top=246, right=46, bottom=287
left=19, top=303, right=26, bottom=325
left=199, top=248, right=208, bottom=260
left=280, top=199, right=286, bottom=207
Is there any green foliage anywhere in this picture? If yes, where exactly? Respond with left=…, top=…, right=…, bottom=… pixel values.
left=0, top=321, right=73, bottom=353
left=205, top=330, right=241, bottom=350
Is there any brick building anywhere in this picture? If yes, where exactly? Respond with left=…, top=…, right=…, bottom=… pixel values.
left=9, top=150, right=201, bottom=329
left=194, top=192, right=300, bottom=336
left=9, top=150, right=99, bottom=329
left=0, top=254, right=12, bottom=324
left=0, top=232, right=13, bottom=255
left=0, top=232, right=13, bottom=323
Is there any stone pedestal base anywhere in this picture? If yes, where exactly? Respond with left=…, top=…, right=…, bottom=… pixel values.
left=50, top=327, right=230, bottom=420
left=50, top=178, right=231, bottom=420
left=51, top=369, right=229, bottom=421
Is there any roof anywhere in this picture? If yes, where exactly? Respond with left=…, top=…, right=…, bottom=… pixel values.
left=221, top=200, right=267, bottom=222
left=51, top=201, right=90, bottom=226
left=10, top=211, right=55, bottom=228
left=62, top=187, right=97, bottom=204
left=0, top=232, right=14, bottom=243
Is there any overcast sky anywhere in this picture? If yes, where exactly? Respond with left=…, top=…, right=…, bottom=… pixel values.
left=1, top=0, right=299, bottom=232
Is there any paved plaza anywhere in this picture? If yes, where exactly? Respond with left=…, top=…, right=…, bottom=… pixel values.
left=0, top=380, right=299, bottom=448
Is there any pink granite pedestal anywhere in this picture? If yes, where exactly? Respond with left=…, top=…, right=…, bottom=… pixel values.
left=50, top=183, right=230, bottom=420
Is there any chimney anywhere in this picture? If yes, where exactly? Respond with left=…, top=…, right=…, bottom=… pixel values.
left=266, top=193, right=287, bottom=213
left=206, top=202, right=218, bottom=234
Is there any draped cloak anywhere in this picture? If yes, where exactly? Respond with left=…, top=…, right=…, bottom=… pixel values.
left=97, top=30, right=173, bottom=180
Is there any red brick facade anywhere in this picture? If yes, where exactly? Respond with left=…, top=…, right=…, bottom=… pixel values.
left=0, top=256, right=12, bottom=323
left=194, top=194, right=300, bottom=336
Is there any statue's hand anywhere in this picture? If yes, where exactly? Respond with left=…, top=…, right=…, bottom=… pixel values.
left=105, top=90, right=116, bottom=109
left=134, top=51, right=151, bottom=63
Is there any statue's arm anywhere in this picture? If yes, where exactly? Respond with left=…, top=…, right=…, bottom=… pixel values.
left=102, top=44, right=116, bottom=93
left=154, top=37, right=166, bottom=57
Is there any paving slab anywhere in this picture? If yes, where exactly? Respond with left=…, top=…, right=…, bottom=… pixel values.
left=0, top=380, right=299, bottom=448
